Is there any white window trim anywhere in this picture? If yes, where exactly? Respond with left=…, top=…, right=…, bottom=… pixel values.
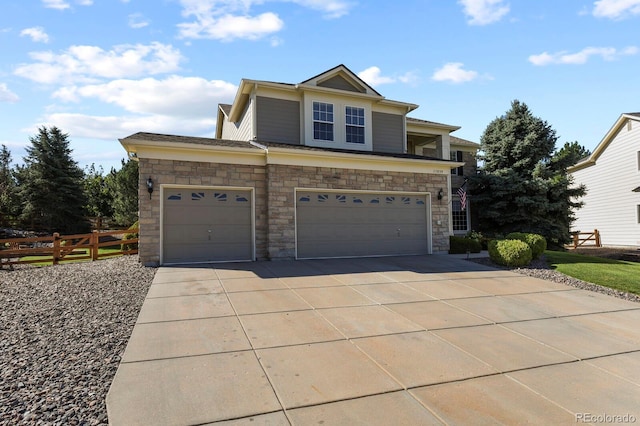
left=304, top=94, right=373, bottom=152
left=312, top=101, right=335, bottom=141
left=451, top=196, right=470, bottom=234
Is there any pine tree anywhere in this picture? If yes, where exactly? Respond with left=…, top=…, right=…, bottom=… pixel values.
left=16, top=127, right=89, bottom=233
left=106, top=158, right=139, bottom=227
left=0, top=145, right=18, bottom=227
left=84, top=164, right=115, bottom=229
left=469, top=101, right=587, bottom=244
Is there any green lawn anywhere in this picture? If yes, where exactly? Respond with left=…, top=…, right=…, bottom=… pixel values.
left=544, top=250, right=640, bottom=295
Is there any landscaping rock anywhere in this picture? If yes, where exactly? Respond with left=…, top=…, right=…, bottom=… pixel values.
left=0, top=256, right=156, bottom=425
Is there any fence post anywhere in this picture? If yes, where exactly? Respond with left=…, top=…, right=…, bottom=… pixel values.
left=573, top=233, right=578, bottom=249
left=53, top=233, right=60, bottom=265
left=91, top=230, right=99, bottom=261
left=594, top=229, right=601, bottom=247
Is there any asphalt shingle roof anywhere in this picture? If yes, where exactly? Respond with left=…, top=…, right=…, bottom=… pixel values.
left=121, top=132, right=455, bottom=163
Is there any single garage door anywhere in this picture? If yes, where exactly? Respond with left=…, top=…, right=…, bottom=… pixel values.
left=296, top=191, right=429, bottom=259
left=163, top=188, right=253, bottom=264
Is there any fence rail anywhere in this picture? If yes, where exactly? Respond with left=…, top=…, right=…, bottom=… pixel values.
left=0, top=229, right=138, bottom=268
left=569, top=229, right=601, bottom=249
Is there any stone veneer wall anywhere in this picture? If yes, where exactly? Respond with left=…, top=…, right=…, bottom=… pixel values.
left=266, top=164, right=450, bottom=259
left=138, top=158, right=268, bottom=266
left=137, top=158, right=450, bottom=264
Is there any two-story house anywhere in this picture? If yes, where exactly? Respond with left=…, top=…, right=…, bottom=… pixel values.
left=120, top=65, right=479, bottom=266
left=569, top=113, right=640, bottom=247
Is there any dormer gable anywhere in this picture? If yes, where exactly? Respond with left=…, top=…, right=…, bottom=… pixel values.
left=299, top=64, right=381, bottom=97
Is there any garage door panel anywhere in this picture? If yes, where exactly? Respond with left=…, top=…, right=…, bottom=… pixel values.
left=297, top=191, right=429, bottom=259
left=163, top=188, right=253, bottom=264
left=164, top=242, right=250, bottom=263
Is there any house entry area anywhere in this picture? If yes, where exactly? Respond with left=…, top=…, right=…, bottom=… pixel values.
left=162, top=187, right=254, bottom=264
left=295, top=190, right=431, bottom=259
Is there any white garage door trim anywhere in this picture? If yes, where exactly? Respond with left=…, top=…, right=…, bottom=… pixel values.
left=294, top=188, right=432, bottom=260
left=160, top=185, right=255, bottom=265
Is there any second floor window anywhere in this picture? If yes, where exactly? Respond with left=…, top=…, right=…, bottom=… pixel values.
left=345, top=106, right=365, bottom=144
left=450, top=150, right=464, bottom=175
left=313, top=102, right=334, bottom=141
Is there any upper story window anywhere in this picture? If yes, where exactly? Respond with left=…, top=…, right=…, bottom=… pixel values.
left=345, top=106, right=365, bottom=144
left=305, top=96, right=372, bottom=151
left=313, top=101, right=334, bottom=141
left=450, top=150, right=464, bottom=176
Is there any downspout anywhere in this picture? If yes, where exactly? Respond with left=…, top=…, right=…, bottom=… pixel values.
left=447, top=173, right=453, bottom=238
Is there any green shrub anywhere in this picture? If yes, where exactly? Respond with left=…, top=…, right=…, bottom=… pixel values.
left=505, top=232, right=547, bottom=259
left=488, top=239, right=532, bottom=267
left=467, top=230, right=489, bottom=250
left=449, top=235, right=482, bottom=254
left=121, top=220, right=139, bottom=251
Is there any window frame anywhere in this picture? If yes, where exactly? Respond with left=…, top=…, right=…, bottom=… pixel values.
left=345, top=105, right=365, bottom=144
left=304, top=95, right=372, bottom=151
left=451, top=197, right=470, bottom=233
left=450, top=150, right=464, bottom=176
left=312, top=101, right=334, bottom=142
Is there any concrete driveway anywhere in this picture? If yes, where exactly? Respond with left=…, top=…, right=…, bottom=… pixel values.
left=106, top=255, right=640, bottom=425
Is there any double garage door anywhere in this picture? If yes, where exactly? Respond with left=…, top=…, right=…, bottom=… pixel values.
left=162, top=187, right=430, bottom=263
left=296, top=191, right=430, bottom=259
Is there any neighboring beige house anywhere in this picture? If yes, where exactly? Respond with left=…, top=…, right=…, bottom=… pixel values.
left=569, top=112, right=640, bottom=247
left=120, top=65, right=479, bottom=266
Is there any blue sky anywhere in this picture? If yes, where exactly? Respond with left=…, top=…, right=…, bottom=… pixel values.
left=1, top=0, right=639, bottom=171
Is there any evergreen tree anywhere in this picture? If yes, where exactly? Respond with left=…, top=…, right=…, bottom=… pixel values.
left=16, top=127, right=89, bottom=233
left=469, top=100, right=587, bottom=244
left=0, top=145, right=18, bottom=227
left=106, top=158, right=139, bottom=226
left=84, top=163, right=115, bottom=228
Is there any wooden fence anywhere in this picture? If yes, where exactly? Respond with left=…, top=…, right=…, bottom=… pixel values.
left=0, top=229, right=138, bottom=268
left=569, top=229, right=601, bottom=249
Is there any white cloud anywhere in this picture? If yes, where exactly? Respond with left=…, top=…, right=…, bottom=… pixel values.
left=459, top=0, right=509, bottom=25
left=290, top=0, right=353, bottom=18
left=0, top=83, right=19, bottom=103
left=41, top=112, right=217, bottom=140
left=357, top=66, right=418, bottom=87
left=128, top=13, right=150, bottom=29
left=431, top=62, right=479, bottom=83
left=178, top=12, right=284, bottom=41
left=52, top=76, right=237, bottom=118
left=20, top=27, right=50, bottom=43
left=42, top=0, right=92, bottom=9
left=177, top=0, right=353, bottom=40
left=42, top=0, right=70, bottom=9
left=358, top=66, right=395, bottom=86
left=528, top=46, right=638, bottom=65
left=593, top=0, right=640, bottom=18
left=14, top=42, right=183, bottom=84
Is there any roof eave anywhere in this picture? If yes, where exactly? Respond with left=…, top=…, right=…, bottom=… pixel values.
left=572, top=113, right=640, bottom=170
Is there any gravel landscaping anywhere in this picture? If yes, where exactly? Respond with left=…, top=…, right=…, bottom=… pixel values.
left=0, top=256, right=156, bottom=425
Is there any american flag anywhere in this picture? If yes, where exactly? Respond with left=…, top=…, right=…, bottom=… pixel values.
left=457, top=180, right=467, bottom=211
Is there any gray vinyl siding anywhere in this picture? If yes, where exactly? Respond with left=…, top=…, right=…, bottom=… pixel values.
left=221, top=99, right=253, bottom=141
left=372, top=112, right=404, bottom=154
left=256, top=96, right=301, bottom=145
left=317, top=75, right=364, bottom=93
